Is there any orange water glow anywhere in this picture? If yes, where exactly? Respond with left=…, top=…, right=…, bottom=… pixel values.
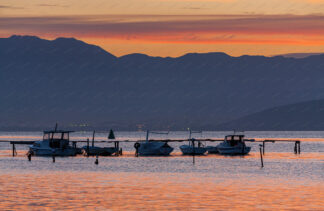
left=0, top=171, right=323, bottom=210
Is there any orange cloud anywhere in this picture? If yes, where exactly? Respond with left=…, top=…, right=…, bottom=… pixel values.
left=1, top=14, right=323, bottom=36
left=0, top=14, right=323, bottom=56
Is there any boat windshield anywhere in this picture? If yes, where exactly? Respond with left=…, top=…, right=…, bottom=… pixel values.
left=43, top=133, right=50, bottom=140
left=49, top=132, right=70, bottom=148
left=42, top=130, right=73, bottom=148
left=225, top=135, right=244, bottom=146
left=43, top=131, right=70, bottom=140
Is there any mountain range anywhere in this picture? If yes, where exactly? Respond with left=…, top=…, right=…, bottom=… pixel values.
left=1, top=35, right=324, bottom=131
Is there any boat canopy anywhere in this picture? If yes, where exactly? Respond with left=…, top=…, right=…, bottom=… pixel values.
left=43, top=130, right=74, bottom=141
left=225, top=135, right=245, bottom=145
left=225, top=135, right=244, bottom=140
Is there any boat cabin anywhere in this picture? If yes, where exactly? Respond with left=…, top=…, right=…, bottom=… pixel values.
left=225, top=135, right=245, bottom=146
left=43, top=130, right=73, bottom=148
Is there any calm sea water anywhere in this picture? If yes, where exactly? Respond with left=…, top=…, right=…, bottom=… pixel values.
left=0, top=131, right=323, bottom=210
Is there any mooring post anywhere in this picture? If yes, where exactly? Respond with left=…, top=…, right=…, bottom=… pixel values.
left=294, top=141, right=297, bottom=154
left=12, top=144, right=16, bottom=157
left=116, top=141, right=120, bottom=156
left=95, top=155, right=99, bottom=165
left=114, top=142, right=118, bottom=156
left=259, top=144, right=264, bottom=168
left=27, top=153, right=31, bottom=161
left=297, top=141, right=301, bottom=154
left=192, top=139, right=195, bottom=165
left=87, top=138, right=90, bottom=157
left=52, top=154, right=55, bottom=163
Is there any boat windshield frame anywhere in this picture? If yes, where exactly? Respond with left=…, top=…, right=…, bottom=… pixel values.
left=42, top=130, right=74, bottom=149
left=225, top=135, right=245, bottom=146
left=43, top=130, right=73, bottom=141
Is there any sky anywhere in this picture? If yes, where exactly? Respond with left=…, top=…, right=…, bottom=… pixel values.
left=0, top=0, right=324, bottom=57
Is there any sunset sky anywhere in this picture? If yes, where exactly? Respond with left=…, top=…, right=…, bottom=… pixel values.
left=1, top=0, right=324, bottom=57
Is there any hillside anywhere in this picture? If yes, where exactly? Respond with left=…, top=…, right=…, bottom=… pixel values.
left=216, top=99, right=324, bottom=131
left=1, top=35, right=324, bottom=130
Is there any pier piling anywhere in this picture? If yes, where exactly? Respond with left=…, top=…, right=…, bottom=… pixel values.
left=52, top=155, right=55, bottom=163
left=259, top=144, right=264, bottom=168
left=12, top=144, right=17, bottom=157
left=294, top=141, right=301, bottom=154
left=27, top=153, right=31, bottom=161
left=86, top=138, right=90, bottom=157
left=192, top=139, right=195, bottom=165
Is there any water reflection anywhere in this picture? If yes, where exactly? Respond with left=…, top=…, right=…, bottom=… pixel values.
left=0, top=172, right=323, bottom=210
left=0, top=131, right=323, bottom=210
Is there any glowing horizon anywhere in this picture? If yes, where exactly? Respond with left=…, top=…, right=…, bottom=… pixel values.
left=0, top=0, right=323, bottom=57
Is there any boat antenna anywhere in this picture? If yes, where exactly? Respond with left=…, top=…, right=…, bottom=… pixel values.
left=146, top=130, right=149, bottom=143
left=92, top=130, right=95, bottom=147
left=189, top=130, right=202, bottom=140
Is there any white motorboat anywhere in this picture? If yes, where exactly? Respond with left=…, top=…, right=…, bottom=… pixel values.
left=180, top=139, right=207, bottom=155
left=134, top=131, right=174, bottom=156
left=216, top=134, right=251, bottom=155
left=29, top=129, right=78, bottom=156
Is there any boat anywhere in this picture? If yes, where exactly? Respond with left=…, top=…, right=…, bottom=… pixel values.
left=180, top=139, right=207, bottom=155
left=81, top=130, right=119, bottom=156
left=82, top=146, right=119, bottom=156
left=29, top=129, right=78, bottom=156
left=206, top=145, right=219, bottom=154
left=216, top=134, right=251, bottom=155
left=134, top=131, right=174, bottom=156
left=179, top=130, right=207, bottom=155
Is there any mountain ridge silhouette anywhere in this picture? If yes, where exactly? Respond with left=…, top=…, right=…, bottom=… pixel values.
left=1, top=35, right=324, bottom=130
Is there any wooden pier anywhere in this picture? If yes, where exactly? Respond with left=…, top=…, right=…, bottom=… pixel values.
left=0, top=138, right=303, bottom=157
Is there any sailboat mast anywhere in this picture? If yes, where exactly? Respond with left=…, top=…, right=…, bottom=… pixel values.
left=146, top=130, right=149, bottom=142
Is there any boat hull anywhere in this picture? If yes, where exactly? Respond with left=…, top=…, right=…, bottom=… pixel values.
left=180, top=145, right=207, bottom=155
left=29, top=147, right=78, bottom=156
left=137, top=142, right=174, bottom=156
left=82, top=146, right=118, bottom=156
left=217, top=146, right=251, bottom=155
left=206, top=146, right=219, bottom=154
